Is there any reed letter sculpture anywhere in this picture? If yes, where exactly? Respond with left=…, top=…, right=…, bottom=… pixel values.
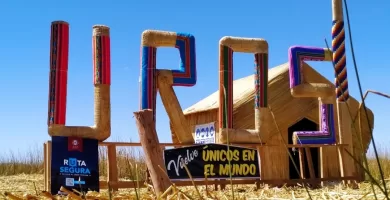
left=288, top=0, right=356, bottom=179
left=218, top=36, right=271, bottom=144
left=140, top=30, right=196, bottom=143
left=288, top=45, right=338, bottom=180
left=288, top=46, right=336, bottom=145
left=48, top=21, right=111, bottom=141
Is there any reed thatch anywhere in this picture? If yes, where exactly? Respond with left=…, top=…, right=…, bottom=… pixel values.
left=171, top=62, right=374, bottom=180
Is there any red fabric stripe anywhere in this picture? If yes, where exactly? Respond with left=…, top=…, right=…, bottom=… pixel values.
left=173, top=36, right=191, bottom=78
left=218, top=45, right=224, bottom=129
left=152, top=48, right=157, bottom=119
left=147, top=48, right=154, bottom=109
left=152, top=48, right=157, bottom=110
left=99, top=36, right=103, bottom=84
left=147, top=48, right=151, bottom=109
left=218, top=71, right=223, bottom=128
left=60, top=24, right=69, bottom=71
left=184, top=37, right=190, bottom=77
left=259, top=54, right=264, bottom=107
left=101, top=37, right=105, bottom=84
left=254, top=54, right=258, bottom=107
left=102, top=36, right=111, bottom=84
left=58, top=23, right=69, bottom=125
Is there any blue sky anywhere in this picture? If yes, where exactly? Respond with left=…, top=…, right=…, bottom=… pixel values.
left=0, top=0, right=389, bottom=154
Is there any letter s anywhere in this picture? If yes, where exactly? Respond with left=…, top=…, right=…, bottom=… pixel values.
left=233, top=150, right=240, bottom=161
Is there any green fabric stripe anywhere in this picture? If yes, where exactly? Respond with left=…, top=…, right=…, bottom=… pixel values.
left=222, top=46, right=230, bottom=128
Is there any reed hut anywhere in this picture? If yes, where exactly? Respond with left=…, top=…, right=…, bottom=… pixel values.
left=171, top=62, right=374, bottom=181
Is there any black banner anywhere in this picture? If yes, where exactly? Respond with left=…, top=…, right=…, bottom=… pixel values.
left=164, top=144, right=260, bottom=179
left=51, top=136, right=99, bottom=195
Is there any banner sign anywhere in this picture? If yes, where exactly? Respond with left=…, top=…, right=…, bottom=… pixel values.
left=194, top=122, right=215, bottom=144
left=51, top=136, right=99, bottom=195
left=164, top=144, right=260, bottom=179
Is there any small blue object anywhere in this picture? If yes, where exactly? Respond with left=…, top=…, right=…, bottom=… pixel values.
left=74, top=180, right=86, bottom=185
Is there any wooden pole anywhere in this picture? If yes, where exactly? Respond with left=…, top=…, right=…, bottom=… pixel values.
left=134, top=109, right=171, bottom=196
left=337, top=101, right=357, bottom=184
left=107, top=144, right=118, bottom=191
left=298, top=148, right=306, bottom=179
left=45, top=141, right=52, bottom=193
left=157, top=70, right=194, bottom=144
left=332, top=0, right=356, bottom=186
left=43, top=143, right=47, bottom=191
left=305, top=148, right=316, bottom=179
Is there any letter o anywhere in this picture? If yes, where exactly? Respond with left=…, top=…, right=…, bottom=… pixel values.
left=249, top=164, right=256, bottom=175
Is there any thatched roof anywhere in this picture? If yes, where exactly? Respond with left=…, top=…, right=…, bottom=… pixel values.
left=183, top=63, right=374, bottom=124
left=183, top=62, right=290, bottom=114
left=182, top=62, right=374, bottom=149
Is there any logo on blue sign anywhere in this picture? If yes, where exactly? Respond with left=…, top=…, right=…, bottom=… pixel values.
left=65, top=178, right=86, bottom=187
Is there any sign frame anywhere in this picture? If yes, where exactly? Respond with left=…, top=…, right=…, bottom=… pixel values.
left=164, top=143, right=261, bottom=180
left=50, top=136, right=100, bottom=195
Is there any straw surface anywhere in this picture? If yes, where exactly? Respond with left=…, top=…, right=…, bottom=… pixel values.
left=93, top=25, right=110, bottom=36
left=141, top=30, right=177, bottom=47
left=219, top=36, right=268, bottom=53
left=332, top=0, right=344, bottom=20
left=3, top=174, right=390, bottom=200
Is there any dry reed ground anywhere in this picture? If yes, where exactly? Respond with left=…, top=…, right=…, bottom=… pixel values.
left=0, top=145, right=389, bottom=199
left=0, top=174, right=390, bottom=199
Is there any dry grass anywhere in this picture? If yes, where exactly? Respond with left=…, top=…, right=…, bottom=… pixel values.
left=0, top=174, right=389, bottom=199
left=0, top=145, right=148, bottom=181
left=0, top=144, right=389, bottom=199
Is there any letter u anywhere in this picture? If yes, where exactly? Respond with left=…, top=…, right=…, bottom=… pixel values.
left=47, top=21, right=111, bottom=141
left=202, top=149, right=209, bottom=161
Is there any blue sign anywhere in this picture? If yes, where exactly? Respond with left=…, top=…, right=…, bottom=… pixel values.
left=51, top=136, right=99, bottom=195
